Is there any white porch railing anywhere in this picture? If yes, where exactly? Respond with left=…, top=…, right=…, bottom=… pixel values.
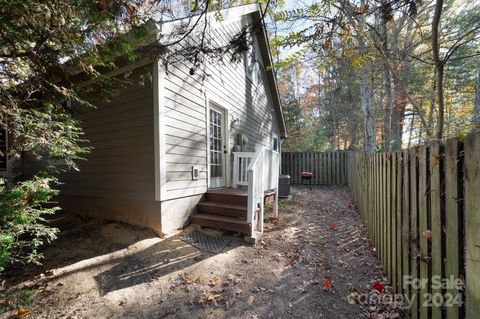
left=233, top=147, right=280, bottom=238
left=233, top=152, right=254, bottom=186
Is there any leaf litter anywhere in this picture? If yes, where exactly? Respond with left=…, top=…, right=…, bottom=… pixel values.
left=1, top=186, right=406, bottom=318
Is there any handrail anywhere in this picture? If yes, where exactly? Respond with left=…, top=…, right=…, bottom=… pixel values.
left=237, top=146, right=280, bottom=238
left=247, top=147, right=264, bottom=172
left=246, top=147, right=265, bottom=237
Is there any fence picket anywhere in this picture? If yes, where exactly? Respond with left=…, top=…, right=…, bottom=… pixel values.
left=444, top=138, right=463, bottom=319
left=387, top=153, right=392, bottom=280
left=430, top=141, right=443, bottom=319
left=402, top=149, right=411, bottom=297
left=418, top=145, right=429, bottom=319
left=465, top=131, right=480, bottom=318
left=410, top=148, right=419, bottom=319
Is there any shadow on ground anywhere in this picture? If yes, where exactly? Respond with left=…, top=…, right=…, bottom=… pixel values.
left=94, top=233, right=237, bottom=295
left=3, top=212, right=157, bottom=286
left=3, top=212, right=236, bottom=291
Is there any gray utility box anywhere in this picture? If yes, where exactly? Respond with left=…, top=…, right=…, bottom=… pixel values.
left=278, top=175, right=291, bottom=198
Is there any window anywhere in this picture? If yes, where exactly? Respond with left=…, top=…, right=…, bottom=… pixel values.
left=273, top=135, right=279, bottom=153
left=0, top=129, right=7, bottom=170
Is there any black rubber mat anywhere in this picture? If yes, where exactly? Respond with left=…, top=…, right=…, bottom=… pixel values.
left=180, top=229, right=231, bottom=254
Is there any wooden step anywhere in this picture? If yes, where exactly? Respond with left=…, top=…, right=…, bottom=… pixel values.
left=197, top=201, right=247, bottom=218
left=206, top=191, right=248, bottom=206
left=191, top=213, right=251, bottom=235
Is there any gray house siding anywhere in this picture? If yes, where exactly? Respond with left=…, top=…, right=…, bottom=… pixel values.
left=23, top=66, right=163, bottom=235
left=158, top=15, right=280, bottom=233
left=20, top=7, right=283, bottom=236
left=59, top=80, right=156, bottom=200
left=60, top=70, right=161, bottom=232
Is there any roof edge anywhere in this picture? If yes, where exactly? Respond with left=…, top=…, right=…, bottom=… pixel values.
left=158, top=4, right=261, bottom=35
left=251, top=12, right=287, bottom=138
left=153, top=4, right=287, bottom=138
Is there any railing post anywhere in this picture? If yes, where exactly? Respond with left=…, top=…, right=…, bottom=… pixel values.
left=233, top=152, right=239, bottom=188
left=258, top=192, right=264, bottom=232
left=247, top=169, right=255, bottom=225
left=272, top=191, right=279, bottom=219
left=273, top=151, right=280, bottom=219
left=258, top=149, right=265, bottom=232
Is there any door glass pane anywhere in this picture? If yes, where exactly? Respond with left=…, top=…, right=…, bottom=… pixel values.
left=210, top=108, right=224, bottom=179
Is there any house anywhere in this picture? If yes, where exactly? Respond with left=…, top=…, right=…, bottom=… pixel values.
left=21, top=4, right=287, bottom=239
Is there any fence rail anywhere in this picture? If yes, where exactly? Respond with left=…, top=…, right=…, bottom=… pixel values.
left=346, top=130, right=480, bottom=319
left=281, top=151, right=347, bottom=185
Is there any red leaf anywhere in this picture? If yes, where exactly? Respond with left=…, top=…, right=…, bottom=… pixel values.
left=347, top=204, right=353, bottom=209
left=322, top=276, right=332, bottom=289
left=373, top=281, right=384, bottom=293
left=329, top=224, right=337, bottom=230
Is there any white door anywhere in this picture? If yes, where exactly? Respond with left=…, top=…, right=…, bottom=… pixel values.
left=209, top=105, right=227, bottom=188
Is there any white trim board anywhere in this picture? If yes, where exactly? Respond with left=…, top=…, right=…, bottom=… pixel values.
left=153, top=60, right=167, bottom=201
left=205, top=91, right=232, bottom=189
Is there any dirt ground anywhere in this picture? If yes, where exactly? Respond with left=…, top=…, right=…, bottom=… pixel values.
left=1, top=186, right=405, bottom=319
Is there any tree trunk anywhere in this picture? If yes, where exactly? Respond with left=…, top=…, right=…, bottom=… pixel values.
left=432, top=0, right=445, bottom=140
left=357, top=0, right=375, bottom=154
left=391, top=78, right=407, bottom=151
left=380, top=0, right=392, bottom=151
left=407, top=113, right=415, bottom=148
left=359, top=69, right=376, bottom=153
left=428, top=69, right=437, bottom=132
left=474, top=57, right=480, bottom=127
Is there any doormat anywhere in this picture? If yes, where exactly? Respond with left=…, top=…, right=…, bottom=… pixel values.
left=180, top=229, right=231, bottom=254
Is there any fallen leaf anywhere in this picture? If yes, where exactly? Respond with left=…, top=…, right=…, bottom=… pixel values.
left=247, top=295, right=255, bottom=305
left=389, top=313, right=400, bottom=319
left=207, top=294, right=221, bottom=301
left=329, top=224, right=337, bottom=230
left=347, top=204, right=353, bottom=209
left=347, top=293, right=357, bottom=304
left=208, top=278, right=219, bottom=287
left=322, top=276, right=332, bottom=289
left=16, top=308, right=32, bottom=318
left=373, top=281, right=385, bottom=293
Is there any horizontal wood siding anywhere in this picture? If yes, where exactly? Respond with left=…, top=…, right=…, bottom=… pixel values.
left=162, top=16, right=280, bottom=201
left=66, top=79, right=155, bottom=200
left=24, top=71, right=156, bottom=201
